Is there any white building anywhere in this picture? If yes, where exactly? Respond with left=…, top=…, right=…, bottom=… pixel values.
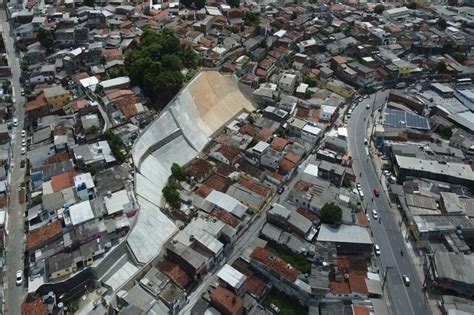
left=383, top=7, right=409, bottom=22
left=279, top=73, right=297, bottom=94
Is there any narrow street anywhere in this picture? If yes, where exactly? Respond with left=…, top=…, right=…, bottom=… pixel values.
left=1, top=7, right=28, bottom=315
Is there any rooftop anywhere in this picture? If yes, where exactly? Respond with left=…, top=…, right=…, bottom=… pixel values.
left=317, top=224, right=373, bottom=245
left=26, top=220, right=63, bottom=251
left=250, top=247, right=301, bottom=282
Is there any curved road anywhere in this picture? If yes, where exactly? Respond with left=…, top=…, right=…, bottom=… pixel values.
left=348, top=92, right=431, bottom=315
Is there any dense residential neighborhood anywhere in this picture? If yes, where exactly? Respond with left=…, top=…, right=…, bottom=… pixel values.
left=0, top=0, right=472, bottom=314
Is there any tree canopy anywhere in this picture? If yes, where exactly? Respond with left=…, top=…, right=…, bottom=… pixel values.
left=437, top=18, right=447, bottom=30
left=227, top=0, right=240, bottom=8
left=38, top=29, right=55, bottom=50
left=373, top=4, right=385, bottom=14
left=244, top=12, right=260, bottom=27
left=406, top=2, right=417, bottom=9
left=320, top=203, right=342, bottom=225
left=452, top=52, right=465, bottom=64
left=162, top=185, right=182, bottom=209
left=436, top=61, right=447, bottom=73
left=171, top=163, right=186, bottom=181
left=124, top=28, right=200, bottom=106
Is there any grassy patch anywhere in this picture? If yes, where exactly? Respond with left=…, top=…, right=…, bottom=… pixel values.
left=265, top=243, right=311, bottom=274
left=262, top=288, right=308, bottom=315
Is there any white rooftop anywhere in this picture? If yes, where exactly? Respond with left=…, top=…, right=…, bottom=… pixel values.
left=80, top=76, right=99, bottom=88
left=105, top=189, right=134, bottom=215
left=302, top=124, right=322, bottom=136
left=68, top=200, right=95, bottom=225
left=303, top=163, right=319, bottom=177
left=217, top=264, right=247, bottom=289
left=74, top=173, right=94, bottom=190
left=317, top=223, right=373, bottom=244
left=205, top=190, right=247, bottom=218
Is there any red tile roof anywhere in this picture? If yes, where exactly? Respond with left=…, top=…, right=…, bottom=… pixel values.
left=296, top=208, right=318, bottom=221
left=356, top=212, right=369, bottom=227
left=185, top=158, right=214, bottom=181
left=51, top=170, right=77, bottom=193
left=330, top=280, right=351, bottom=294
left=353, top=305, right=370, bottom=315
left=238, top=178, right=270, bottom=197
left=256, top=127, right=273, bottom=142
left=246, top=275, right=267, bottom=298
left=204, top=175, right=231, bottom=193
left=26, top=93, right=48, bottom=112
left=216, top=163, right=237, bottom=177
left=239, top=124, right=257, bottom=137
left=270, top=137, right=289, bottom=151
left=210, top=286, right=244, bottom=315
left=106, top=89, right=134, bottom=101
left=21, top=298, right=48, bottom=315
left=26, top=221, right=63, bottom=251
left=216, top=145, right=240, bottom=163
left=44, top=152, right=70, bottom=165
left=195, top=184, right=213, bottom=198
left=348, top=275, right=368, bottom=295
left=159, top=259, right=191, bottom=289
left=211, top=208, right=240, bottom=228
left=250, top=247, right=301, bottom=282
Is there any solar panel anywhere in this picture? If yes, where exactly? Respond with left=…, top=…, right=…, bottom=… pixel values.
left=383, top=109, right=429, bottom=130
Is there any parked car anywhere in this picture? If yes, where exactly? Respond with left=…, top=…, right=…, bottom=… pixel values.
left=277, top=187, right=285, bottom=195
left=364, top=138, right=368, bottom=145
left=13, top=118, right=18, bottom=127
left=16, top=270, right=23, bottom=286
left=365, top=104, right=370, bottom=110
left=374, top=244, right=381, bottom=256
left=402, top=275, right=410, bottom=286
left=21, top=129, right=26, bottom=137
left=21, top=147, right=26, bottom=155
left=21, top=139, right=26, bottom=147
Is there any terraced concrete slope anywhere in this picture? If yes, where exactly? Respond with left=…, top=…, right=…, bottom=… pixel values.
left=128, top=71, right=255, bottom=264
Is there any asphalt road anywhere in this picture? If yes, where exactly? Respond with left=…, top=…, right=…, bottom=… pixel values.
left=348, top=91, right=431, bottom=315
left=1, top=9, right=27, bottom=315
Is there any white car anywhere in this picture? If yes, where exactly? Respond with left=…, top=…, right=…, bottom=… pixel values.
left=364, top=138, right=368, bottom=145
left=13, top=118, right=18, bottom=127
left=21, top=129, right=26, bottom=137
left=372, top=209, right=378, bottom=219
left=16, top=270, right=23, bottom=286
left=366, top=214, right=371, bottom=223
left=364, top=95, right=369, bottom=99
left=21, top=147, right=26, bottom=155
left=21, top=139, right=26, bottom=147
left=402, top=275, right=410, bottom=286
left=356, top=183, right=362, bottom=190
left=365, top=104, right=370, bottom=110
left=374, top=244, right=381, bottom=256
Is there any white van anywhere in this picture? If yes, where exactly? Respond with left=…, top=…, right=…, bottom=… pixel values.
left=359, top=190, right=365, bottom=200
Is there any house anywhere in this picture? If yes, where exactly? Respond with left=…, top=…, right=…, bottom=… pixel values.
left=320, top=105, right=338, bottom=122
left=43, top=86, right=71, bottom=112
left=217, top=264, right=247, bottom=296
left=165, top=242, right=207, bottom=280
left=317, top=224, right=373, bottom=258
left=209, top=145, right=241, bottom=165
left=99, top=76, right=131, bottom=91
left=249, top=247, right=311, bottom=305
left=73, top=141, right=116, bottom=171
left=210, top=286, right=244, bottom=315
left=74, top=173, right=96, bottom=201
left=185, top=158, right=214, bottom=183
left=46, top=252, right=75, bottom=280
left=318, top=160, right=345, bottom=186
left=383, top=7, right=409, bottom=22
left=279, top=73, right=297, bottom=94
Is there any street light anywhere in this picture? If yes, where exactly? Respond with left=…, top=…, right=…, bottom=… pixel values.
left=382, top=266, right=393, bottom=290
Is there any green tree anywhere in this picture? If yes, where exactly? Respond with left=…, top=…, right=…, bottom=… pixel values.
left=248, top=115, right=255, bottom=124
left=38, top=29, right=54, bottom=50
left=84, top=0, right=95, bottom=6
left=171, top=163, right=186, bottom=181
left=436, top=125, right=453, bottom=139
left=373, top=4, right=385, bottom=14
left=436, top=61, right=447, bottom=73
left=227, top=0, right=240, bottom=7
left=162, top=185, right=182, bottom=209
left=244, top=12, right=260, bottom=27
left=320, top=202, right=342, bottom=225
left=406, top=2, right=417, bottom=9
left=452, top=52, right=465, bottom=64
left=162, top=54, right=184, bottom=71
left=303, top=75, right=317, bottom=87
left=194, top=0, right=206, bottom=9
left=85, top=125, right=100, bottom=135
left=180, top=0, right=192, bottom=6
left=105, top=130, right=126, bottom=163
left=437, top=18, right=447, bottom=30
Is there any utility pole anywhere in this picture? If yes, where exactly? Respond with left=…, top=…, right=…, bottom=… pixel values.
left=382, top=266, right=393, bottom=290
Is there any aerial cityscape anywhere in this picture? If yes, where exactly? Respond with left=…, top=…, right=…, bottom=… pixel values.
left=0, top=0, right=472, bottom=314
